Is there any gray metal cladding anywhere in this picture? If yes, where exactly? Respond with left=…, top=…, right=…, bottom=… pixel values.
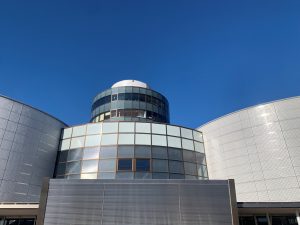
left=44, top=179, right=233, bottom=225
left=198, top=96, right=300, bottom=202
left=0, top=96, right=66, bottom=202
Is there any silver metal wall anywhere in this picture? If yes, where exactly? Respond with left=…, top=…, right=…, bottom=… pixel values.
left=198, top=96, right=300, bottom=202
left=43, top=179, right=234, bottom=225
left=0, top=96, right=66, bottom=202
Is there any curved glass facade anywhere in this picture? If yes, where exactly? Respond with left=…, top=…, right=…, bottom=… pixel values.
left=56, top=121, right=207, bottom=180
left=91, top=86, right=170, bottom=123
left=199, top=96, right=300, bottom=202
left=0, top=96, right=66, bottom=202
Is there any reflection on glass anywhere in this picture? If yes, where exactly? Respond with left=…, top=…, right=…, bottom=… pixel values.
left=83, top=148, right=100, bottom=160
left=135, top=134, right=151, bottom=145
left=86, top=123, right=101, bottom=135
left=152, top=123, right=166, bottom=134
left=66, top=161, right=81, bottom=174
left=101, top=134, right=118, bottom=145
left=61, top=139, right=71, bottom=150
left=118, top=134, right=134, bottom=145
left=98, top=172, right=116, bottom=179
left=70, top=137, right=85, bottom=149
left=168, top=148, right=183, bottom=161
left=135, top=146, right=151, bottom=158
left=167, top=136, right=181, bottom=148
left=184, top=162, right=197, bottom=175
left=167, top=125, right=180, bottom=136
left=152, top=159, right=168, bottom=172
left=116, top=172, right=134, bottom=179
left=81, top=160, right=98, bottom=173
left=152, top=135, right=167, bottom=146
left=136, top=123, right=151, bottom=133
left=102, top=122, right=118, bottom=133
left=99, top=159, right=116, bottom=172
left=72, top=125, right=86, bottom=137
left=119, top=122, right=134, bottom=132
left=85, top=135, right=101, bottom=147
left=169, top=161, right=184, bottom=174
left=99, top=146, right=117, bottom=158
left=182, top=139, right=194, bottom=151
left=118, top=146, right=134, bottom=158
left=183, top=150, right=196, bottom=162
left=194, top=142, right=205, bottom=153
left=152, top=146, right=168, bottom=159
left=67, top=149, right=82, bottom=161
left=181, top=128, right=193, bottom=139
left=80, top=173, right=97, bottom=179
left=135, top=172, right=151, bottom=179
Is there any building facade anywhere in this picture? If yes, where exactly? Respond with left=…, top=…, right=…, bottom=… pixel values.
left=0, top=96, right=66, bottom=203
left=0, top=80, right=300, bottom=225
left=198, top=96, right=300, bottom=202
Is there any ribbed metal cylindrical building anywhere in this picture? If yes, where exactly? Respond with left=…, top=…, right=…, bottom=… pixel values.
left=198, top=96, right=300, bottom=202
left=0, top=96, right=66, bottom=202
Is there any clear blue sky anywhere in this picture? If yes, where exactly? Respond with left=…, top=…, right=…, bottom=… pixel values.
left=1, top=1, right=300, bottom=128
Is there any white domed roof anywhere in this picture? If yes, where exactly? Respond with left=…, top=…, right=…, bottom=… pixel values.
left=112, top=80, right=150, bottom=89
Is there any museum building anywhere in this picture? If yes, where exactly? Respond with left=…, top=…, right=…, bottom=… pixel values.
left=0, top=80, right=299, bottom=225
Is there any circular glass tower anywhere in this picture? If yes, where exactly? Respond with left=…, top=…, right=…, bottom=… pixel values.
left=56, top=80, right=207, bottom=180
left=91, top=80, right=170, bottom=123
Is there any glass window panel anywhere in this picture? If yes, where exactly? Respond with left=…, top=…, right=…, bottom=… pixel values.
left=184, top=162, right=197, bottom=175
left=58, top=151, right=68, bottom=162
left=152, top=123, right=166, bottom=134
left=99, top=146, right=117, bottom=158
left=152, top=146, right=168, bottom=159
left=66, top=174, right=80, bottom=180
left=185, top=175, right=197, bottom=180
left=102, top=122, right=118, bottom=133
left=169, top=161, right=184, bottom=174
left=136, top=123, right=151, bottom=133
left=167, top=125, right=180, bottom=136
left=118, top=146, right=134, bottom=158
left=98, top=172, right=116, bottom=179
left=112, top=94, right=118, bottom=101
left=86, top=123, right=101, bottom=135
left=81, top=160, right=98, bottom=173
left=152, top=173, right=169, bottom=179
left=170, top=174, right=185, bottom=179
left=183, top=150, right=196, bottom=162
left=136, top=159, right=150, bottom=171
left=67, top=149, right=82, bottom=161
left=256, top=216, right=268, bottom=225
left=80, top=173, right=97, bottom=179
left=83, top=148, right=100, bottom=160
left=101, top=134, right=118, bottom=145
left=168, top=148, right=182, bottom=160
left=135, top=146, right=151, bottom=158
left=135, top=172, right=151, bottom=179
left=62, top=128, right=72, bottom=139
left=119, top=122, right=135, bottom=132
left=196, top=152, right=206, bottom=165
left=152, top=135, right=167, bottom=146
left=135, top=134, right=151, bottom=145
left=118, top=159, right=132, bottom=171
left=72, top=125, right=86, bottom=137
left=239, top=216, right=256, bottom=225
left=167, top=136, right=181, bottom=148
left=61, top=139, right=70, bottom=150
left=182, top=139, right=194, bottom=151
left=56, top=163, right=66, bottom=175
left=198, top=165, right=208, bottom=177
left=152, top=159, right=168, bottom=172
left=70, top=137, right=85, bottom=149
left=99, top=159, right=116, bottom=172
left=116, top=172, right=134, bottom=179
left=193, top=130, right=203, bottom=142
left=66, top=161, right=81, bottom=174
left=85, top=135, right=101, bottom=147
left=118, top=134, right=134, bottom=145
left=181, top=128, right=193, bottom=139
left=194, top=142, right=205, bottom=153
